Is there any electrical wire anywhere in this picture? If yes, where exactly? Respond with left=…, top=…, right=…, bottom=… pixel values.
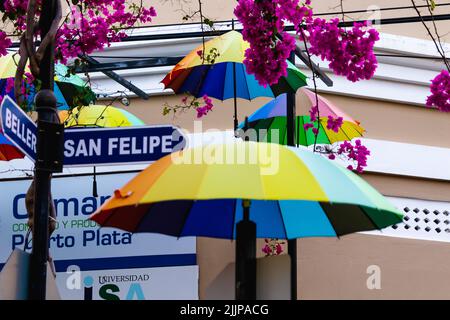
left=87, top=52, right=449, bottom=62
left=117, top=3, right=450, bottom=31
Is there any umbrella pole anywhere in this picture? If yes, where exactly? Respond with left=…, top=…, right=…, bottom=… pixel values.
left=286, top=51, right=298, bottom=300
left=92, top=166, right=98, bottom=197
left=235, top=199, right=256, bottom=300
left=233, top=62, right=238, bottom=131
left=232, top=19, right=238, bottom=132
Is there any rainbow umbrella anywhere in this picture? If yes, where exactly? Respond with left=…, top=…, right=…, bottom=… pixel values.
left=161, top=30, right=308, bottom=128
left=239, top=88, right=365, bottom=146
left=59, top=105, right=144, bottom=128
left=0, top=131, right=24, bottom=161
left=90, top=142, right=402, bottom=298
left=91, top=142, right=402, bottom=238
left=0, top=53, right=95, bottom=110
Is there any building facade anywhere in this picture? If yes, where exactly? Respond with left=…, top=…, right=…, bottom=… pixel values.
left=2, top=0, right=450, bottom=299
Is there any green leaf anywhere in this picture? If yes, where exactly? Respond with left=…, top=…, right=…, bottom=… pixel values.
left=430, top=0, right=436, bottom=11
left=204, top=18, right=215, bottom=28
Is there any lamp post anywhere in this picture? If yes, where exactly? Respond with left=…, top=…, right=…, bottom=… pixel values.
left=28, top=0, right=64, bottom=300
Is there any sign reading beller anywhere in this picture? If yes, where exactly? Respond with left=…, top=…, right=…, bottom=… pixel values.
left=0, top=96, right=37, bottom=160
left=0, top=96, right=186, bottom=166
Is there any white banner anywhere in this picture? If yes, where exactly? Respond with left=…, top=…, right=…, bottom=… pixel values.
left=0, top=171, right=198, bottom=300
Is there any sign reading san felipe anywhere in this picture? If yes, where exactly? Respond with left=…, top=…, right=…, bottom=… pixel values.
left=0, top=96, right=187, bottom=166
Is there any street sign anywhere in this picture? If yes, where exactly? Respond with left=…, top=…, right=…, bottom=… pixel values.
left=0, top=96, right=37, bottom=160
left=63, top=126, right=186, bottom=166
left=0, top=96, right=187, bottom=166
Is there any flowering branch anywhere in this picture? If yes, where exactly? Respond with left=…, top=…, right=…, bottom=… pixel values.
left=411, top=0, right=450, bottom=112
left=262, top=238, right=285, bottom=256
left=163, top=94, right=214, bottom=119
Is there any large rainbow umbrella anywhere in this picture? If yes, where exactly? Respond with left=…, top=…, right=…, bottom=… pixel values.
left=91, top=142, right=402, bottom=238
left=0, top=53, right=95, bottom=110
left=161, top=30, right=308, bottom=128
left=239, top=88, right=365, bottom=146
left=90, top=142, right=402, bottom=299
left=0, top=131, right=24, bottom=161
left=59, top=105, right=144, bottom=128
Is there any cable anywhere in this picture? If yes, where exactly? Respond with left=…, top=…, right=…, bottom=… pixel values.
left=86, top=52, right=450, bottom=62
left=115, top=3, right=450, bottom=31
left=315, top=2, right=450, bottom=17
left=375, top=53, right=449, bottom=60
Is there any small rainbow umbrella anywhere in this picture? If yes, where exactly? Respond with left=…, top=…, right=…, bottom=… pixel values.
left=90, top=142, right=402, bottom=298
left=239, top=88, right=365, bottom=146
left=0, top=53, right=95, bottom=110
left=59, top=105, right=144, bottom=128
left=161, top=30, right=308, bottom=128
left=0, top=131, right=24, bottom=161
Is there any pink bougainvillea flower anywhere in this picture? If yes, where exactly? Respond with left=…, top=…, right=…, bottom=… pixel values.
left=275, top=243, right=283, bottom=255
left=262, top=244, right=272, bottom=255
left=338, top=139, right=371, bottom=173
left=326, top=115, right=344, bottom=133
left=426, top=70, right=450, bottom=112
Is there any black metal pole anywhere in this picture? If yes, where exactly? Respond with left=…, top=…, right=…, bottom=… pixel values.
left=235, top=199, right=256, bottom=300
left=286, top=51, right=298, bottom=301
left=28, top=0, right=58, bottom=300
left=233, top=62, right=238, bottom=131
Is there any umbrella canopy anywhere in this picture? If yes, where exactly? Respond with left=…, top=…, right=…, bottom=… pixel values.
left=239, top=89, right=365, bottom=146
left=161, top=31, right=308, bottom=100
left=0, top=132, right=24, bottom=161
left=91, top=142, right=402, bottom=239
left=53, top=64, right=97, bottom=108
left=59, top=105, right=145, bottom=128
left=0, top=53, right=95, bottom=109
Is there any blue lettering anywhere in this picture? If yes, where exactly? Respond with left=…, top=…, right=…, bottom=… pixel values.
left=12, top=234, right=23, bottom=250
left=126, top=283, right=145, bottom=300
left=100, top=195, right=110, bottom=205
left=83, top=230, right=96, bottom=246
left=81, top=197, right=97, bottom=215
left=82, top=229, right=133, bottom=247
left=12, top=194, right=111, bottom=219
left=54, top=198, right=79, bottom=217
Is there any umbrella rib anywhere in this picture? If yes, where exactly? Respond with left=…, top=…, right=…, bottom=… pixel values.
left=240, top=64, right=251, bottom=100
left=298, top=116, right=308, bottom=147
left=276, top=200, right=289, bottom=239
left=318, top=202, right=341, bottom=239
left=223, top=63, right=230, bottom=101
left=359, top=206, right=382, bottom=231
left=194, top=65, right=210, bottom=97
left=353, top=123, right=365, bottom=136
left=130, top=204, right=146, bottom=233
left=96, top=206, right=123, bottom=231
left=338, top=122, right=354, bottom=143
left=230, top=199, right=237, bottom=240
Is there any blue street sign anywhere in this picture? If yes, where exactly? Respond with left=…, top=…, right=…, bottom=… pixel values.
left=63, top=126, right=186, bottom=166
left=0, top=96, right=187, bottom=166
left=0, top=96, right=37, bottom=160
